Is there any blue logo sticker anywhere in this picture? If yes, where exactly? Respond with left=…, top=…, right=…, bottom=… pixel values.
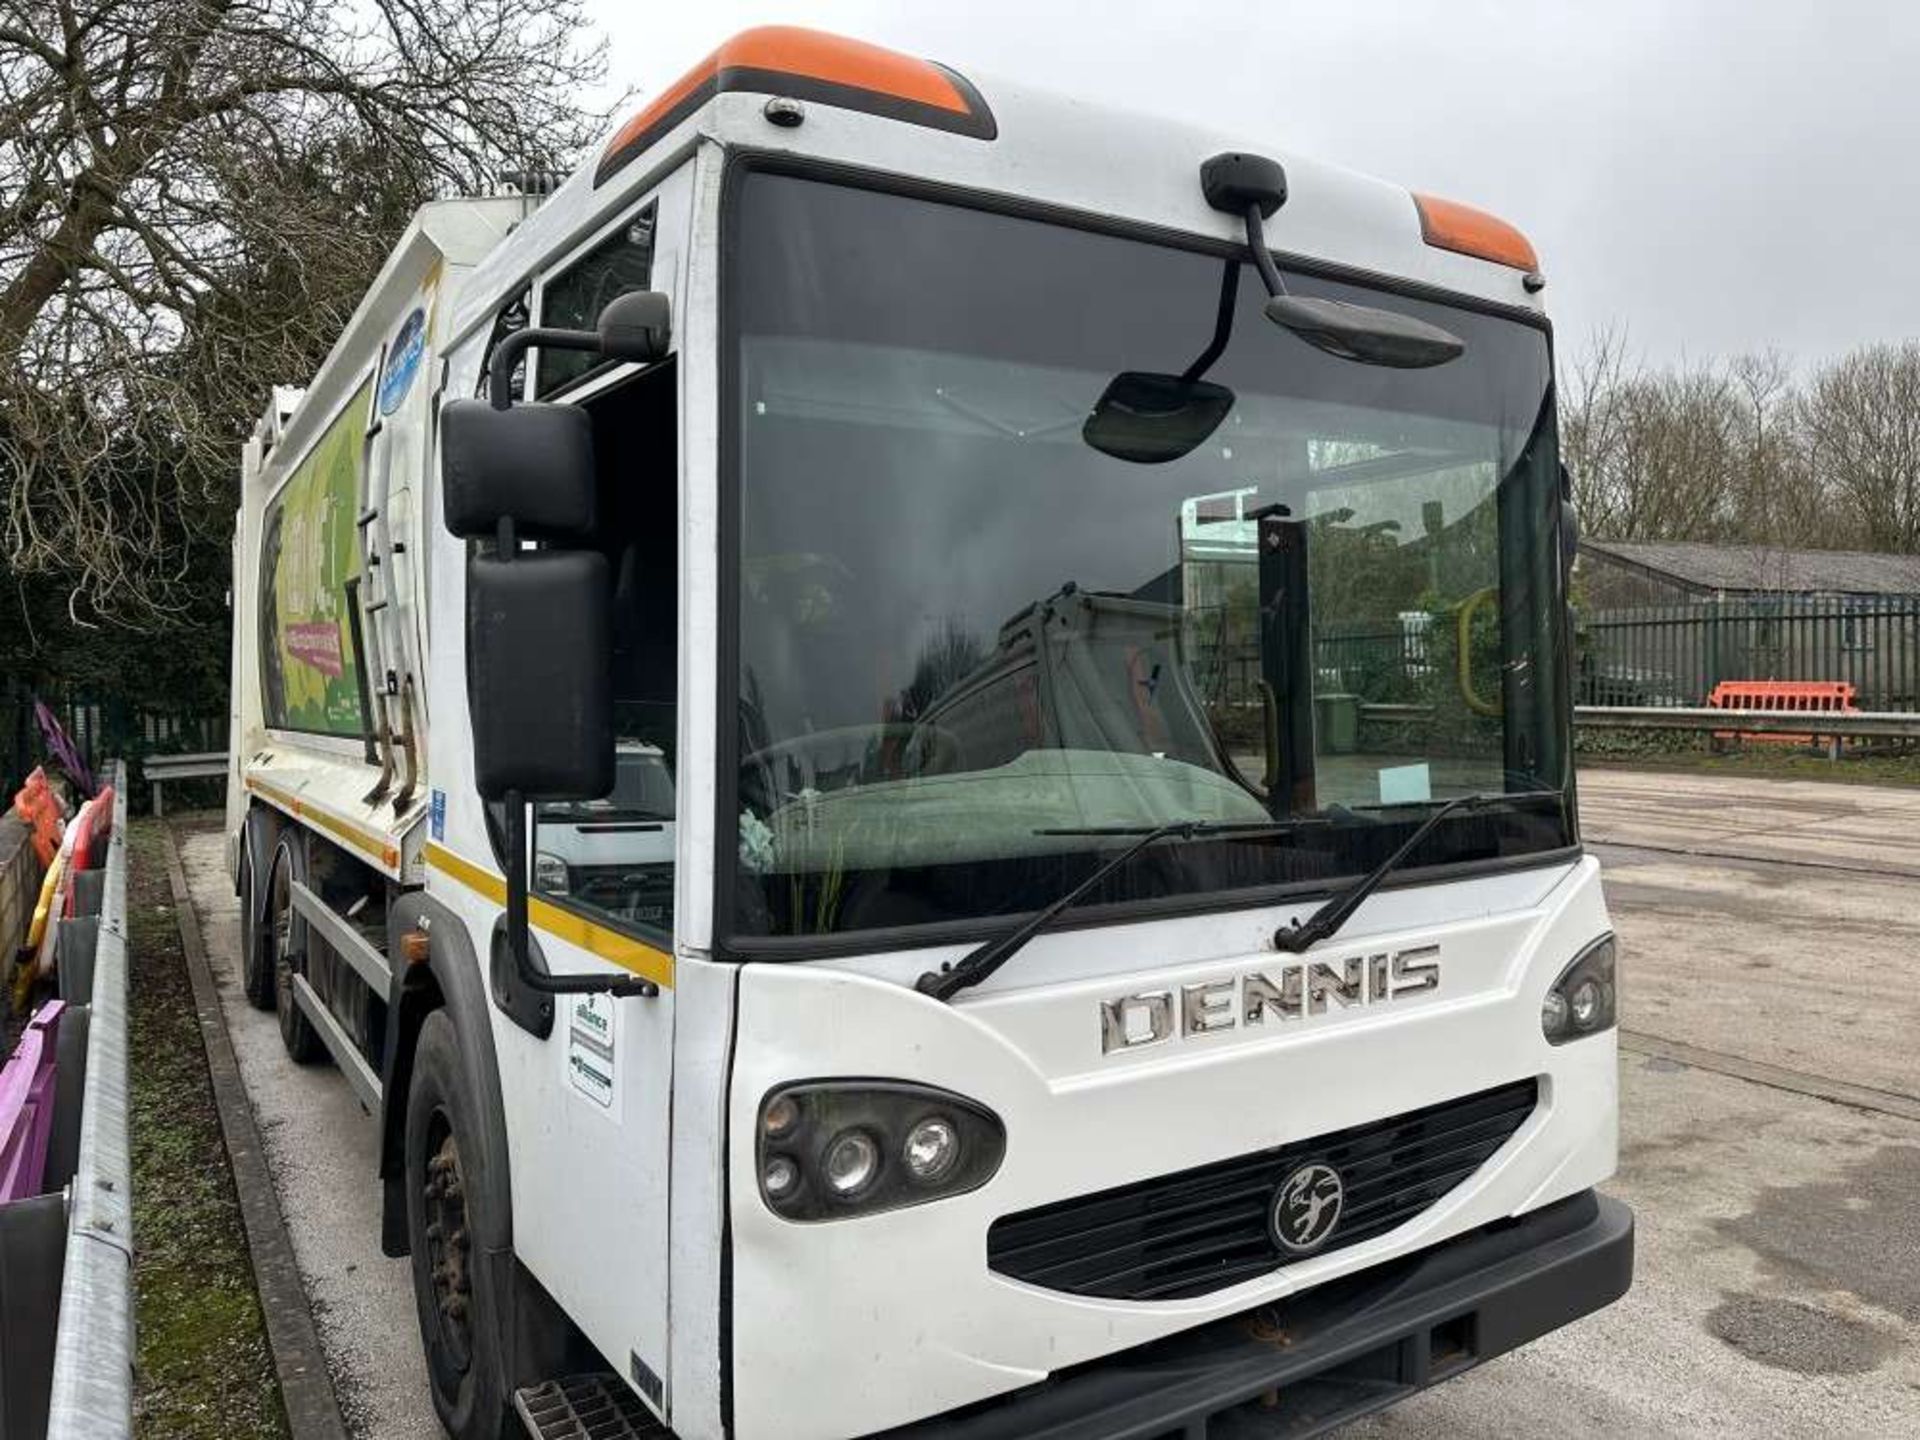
left=430, top=788, right=446, bottom=840
left=379, top=307, right=428, bottom=416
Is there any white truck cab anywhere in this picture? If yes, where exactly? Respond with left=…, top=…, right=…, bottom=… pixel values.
left=226, top=26, right=1630, bottom=1440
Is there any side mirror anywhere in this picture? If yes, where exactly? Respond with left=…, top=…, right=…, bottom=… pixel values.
left=1083, top=372, right=1235, bottom=464
left=1263, top=295, right=1465, bottom=370
left=597, top=290, right=672, bottom=363
left=466, top=550, right=613, bottom=801
left=441, top=399, right=596, bottom=540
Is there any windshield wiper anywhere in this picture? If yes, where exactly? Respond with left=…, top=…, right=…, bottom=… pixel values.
left=915, top=818, right=1315, bottom=1002
left=1271, top=789, right=1563, bottom=954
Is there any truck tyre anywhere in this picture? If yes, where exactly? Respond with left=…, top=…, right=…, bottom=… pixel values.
left=268, top=835, right=327, bottom=1064
left=404, top=1010, right=512, bottom=1440
left=239, top=829, right=276, bottom=1011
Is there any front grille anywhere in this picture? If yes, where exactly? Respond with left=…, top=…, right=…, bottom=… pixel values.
left=986, top=1078, right=1539, bottom=1301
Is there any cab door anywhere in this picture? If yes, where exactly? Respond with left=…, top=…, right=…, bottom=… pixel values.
left=430, top=162, right=694, bottom=1423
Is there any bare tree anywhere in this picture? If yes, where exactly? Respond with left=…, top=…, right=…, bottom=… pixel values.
left=1557, top=332, right=1898, bottom=570
left=1558, top=325, right=1634, bottom=539
left=0, top=0, right=613, bottom=623
left=1799, top=342, right=1920, bottom=554
left=1559, top=330, right=1750, bottom=544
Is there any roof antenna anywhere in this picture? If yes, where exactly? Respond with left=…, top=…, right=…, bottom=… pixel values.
left=1201, top=152, right=1466, bottom=369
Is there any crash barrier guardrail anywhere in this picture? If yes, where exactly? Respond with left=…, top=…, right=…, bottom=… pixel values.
left=0, top=764, right=130, bottom=1440
left=142, top=751, right=228, bottom=819
left=1359, top=702, right=1920, bottom=742
left=1572, top=705, right=1920, bottom=740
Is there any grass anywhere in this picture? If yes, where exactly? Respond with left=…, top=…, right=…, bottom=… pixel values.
left=127, top=818, right=290, bottom=1440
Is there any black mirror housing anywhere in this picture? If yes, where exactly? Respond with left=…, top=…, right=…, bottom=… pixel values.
left=597, top=290, right=672, bottom=363
left=1263, top=295, right=1465, bottom=369
left=467, top=550, right=613, bottom=801
left=1083, top=372, right=1235, bottom=465
left=442, top=399, right=597, bottom=540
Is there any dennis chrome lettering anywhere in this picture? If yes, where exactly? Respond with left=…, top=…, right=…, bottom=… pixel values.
left=1099, top=946, right=1440, bottom=1054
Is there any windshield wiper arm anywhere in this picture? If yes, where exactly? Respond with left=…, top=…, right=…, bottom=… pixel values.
left=915, top=818, right=1311, bottom=1002
left=1271, top=789, right=1563, bottom=954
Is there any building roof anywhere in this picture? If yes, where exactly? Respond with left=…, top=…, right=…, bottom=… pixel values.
left=1581, top=539, right=1920, bottom=596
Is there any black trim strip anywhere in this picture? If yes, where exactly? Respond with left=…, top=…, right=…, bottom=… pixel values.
left=724, top=151, right=1556, bottom=333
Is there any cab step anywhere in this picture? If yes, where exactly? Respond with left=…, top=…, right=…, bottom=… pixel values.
left=514, top=1375, right=670, bottom=1439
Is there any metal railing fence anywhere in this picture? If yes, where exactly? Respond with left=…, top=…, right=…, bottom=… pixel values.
left=1194, top=598, right=1920, bottom=716
left=1575, top=595, right=1920, bottom=711
left=4, top=684, right=226, bottom=807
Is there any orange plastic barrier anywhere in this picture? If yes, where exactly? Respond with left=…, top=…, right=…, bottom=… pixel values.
left=66, top=785, right=112, bottom=873
left=1707, top=680, right=1858, bottom=746
left=9, top=769, right=64, bottom=868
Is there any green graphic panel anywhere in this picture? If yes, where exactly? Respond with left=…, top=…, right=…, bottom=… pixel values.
left=259, top=380, right=370, bottom=736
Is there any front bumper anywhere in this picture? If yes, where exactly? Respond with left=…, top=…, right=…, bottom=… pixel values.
left=875, top=1189, right=1633, bottom=1439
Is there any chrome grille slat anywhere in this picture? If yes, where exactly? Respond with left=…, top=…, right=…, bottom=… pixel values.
left=987, top=1079, right=1538, bottom=1300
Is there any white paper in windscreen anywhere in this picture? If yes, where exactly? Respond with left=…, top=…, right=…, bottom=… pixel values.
left=1378, top=763, right=1433, bottom=806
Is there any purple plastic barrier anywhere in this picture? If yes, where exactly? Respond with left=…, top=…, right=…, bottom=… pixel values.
left=0, top=999, right=66, bottom=1202
left=32, top=698, right=95, bottom=799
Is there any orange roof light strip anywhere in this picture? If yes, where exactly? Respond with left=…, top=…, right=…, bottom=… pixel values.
left=596, top=26, right=995, bottom=187
left=1412, top=193, right=1539, bottom=274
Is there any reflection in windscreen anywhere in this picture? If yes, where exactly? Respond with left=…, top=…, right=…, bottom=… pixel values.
left=729, top=174, right=1571, bottom=940
left=535, top=744, right=676, bottom=929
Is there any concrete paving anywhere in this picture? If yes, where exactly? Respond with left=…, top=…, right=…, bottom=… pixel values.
left=1352, top=767, right=1920, bottom=1438
left=174, top=766, right=1920, bottom=1438
left=177, top=824, right=440, bottom=1440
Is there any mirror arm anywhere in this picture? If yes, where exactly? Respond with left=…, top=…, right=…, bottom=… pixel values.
left=486, top=325, right=604, bottom=410
left=1178, top=261, right=1242, bottom=384
left=1241, top=203, right=1288, bottom=300
left=501, top=787, right=659, bottom=1000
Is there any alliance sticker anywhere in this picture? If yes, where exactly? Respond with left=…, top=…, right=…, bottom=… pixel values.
left=378, top=306, right=427, bottom=415
left=567, top=993, right=616, bottom=1108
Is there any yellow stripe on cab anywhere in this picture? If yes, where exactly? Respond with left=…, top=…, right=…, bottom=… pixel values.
left=423, top=842, right=675, bottom=990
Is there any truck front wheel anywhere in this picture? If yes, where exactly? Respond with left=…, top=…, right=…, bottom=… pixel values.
left=404, top=1010, right=512, bottom=1440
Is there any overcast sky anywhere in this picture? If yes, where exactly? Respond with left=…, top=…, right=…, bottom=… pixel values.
left=585, top=1, right=1920, bottom=374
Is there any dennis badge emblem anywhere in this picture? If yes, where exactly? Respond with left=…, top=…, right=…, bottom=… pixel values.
left=1271, top=1161, right=1344, bottom=1255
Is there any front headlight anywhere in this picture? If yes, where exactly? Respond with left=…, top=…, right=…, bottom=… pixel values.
left=756, top=1082, right=1006, bottom=1222
left=1542, top=933, right=1617, bottom=1044
left=533, top=851, right=569, bottom=896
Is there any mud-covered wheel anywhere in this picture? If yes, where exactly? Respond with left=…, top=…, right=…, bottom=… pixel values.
left=239, top=832, right=279, bottom=1011
left=268, top=835, right=327, bottom=1064
left=405, top=1011, right=511, bottom=1440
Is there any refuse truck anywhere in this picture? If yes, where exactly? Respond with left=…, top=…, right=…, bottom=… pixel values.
left=225, top=25, right=1630, bottom=1440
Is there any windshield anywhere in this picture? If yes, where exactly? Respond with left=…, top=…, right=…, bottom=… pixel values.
left=726, top=172, right=1573, bottom=944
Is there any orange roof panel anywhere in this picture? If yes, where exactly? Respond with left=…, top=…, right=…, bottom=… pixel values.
left=597, top=27, right=993, bottom=186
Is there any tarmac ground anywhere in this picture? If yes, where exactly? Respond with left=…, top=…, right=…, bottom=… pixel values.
left=176, top=766, right=1920, bottom=1439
